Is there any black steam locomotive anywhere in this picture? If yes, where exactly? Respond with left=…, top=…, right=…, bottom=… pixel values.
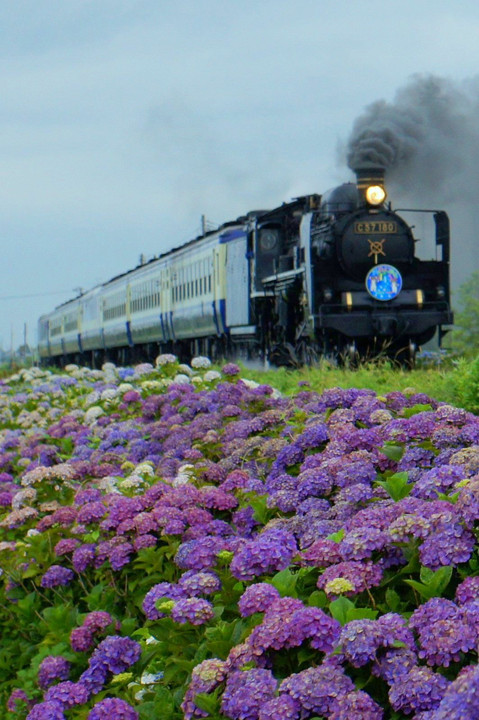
left=38, top=167, right=453, bottom=367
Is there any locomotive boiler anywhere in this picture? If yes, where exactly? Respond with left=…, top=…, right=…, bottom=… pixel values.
left=38, top=167, right=453, bottom=367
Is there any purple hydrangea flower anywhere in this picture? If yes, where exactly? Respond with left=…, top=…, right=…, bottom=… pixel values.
left=76, top=501, right=107, bottom=524
left=329, top=690, right=384, bottom=719
left=109, top=542, right=134, bottom=570
left=372, top=647, right=418, bottom=684
left=44, top=681, right=89, bottom=709
left=40, top=565, right=75, bottom=588
left=230, top=528, right=297, bottom=581
left=38, top=655, right=70, bottom=689
left=181, top=658, right=228, bottom=719
left=409, top=597, right=477, bottom=666
left=221, top=669, right=277, bottom=720
left=54, top=538, right=80, bottom=557
left=72, top=543, right=97, bottom=573
left=221, top=363, right=241, bottom=376
left=258, top=695, right=300, bottom=720
left=419, top=515, right=475, bottom=570
left=388, top=666, right=449, bottom=714
left=26, top=700, right=66, bottom=720
left=280, top=664, right=354, bottom=716
left=434, top=665, right=479, bottom=719
left=171, top=597, right=214, bottom=625
left=455, top=576, right=479, bottom=605
left=249, top=600, right=341, bottom=654
left=89, top=635, right=141, bottom=675
left=338, top=619, right=382, bottom=667
left=340, top=527, right=388, bottom=561
left=142, top=581, right=187, bottom=620
left=87, top=697, right=139, bottom=719
left=70, top=626, right=94, bottom=652
left=83, top=610, right=115, bottom=631
left=175, top=536, right=225, bottom=571
left=317, top=560, right=383, bottom=597
left=179, top=570, right=222, bottom=597
left=7, top=688, right=30, bottom=712
left=238, top=582, right=281, bottom=617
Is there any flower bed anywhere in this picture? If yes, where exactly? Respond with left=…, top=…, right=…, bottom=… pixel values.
left=1, top=357, right=479, bottom=719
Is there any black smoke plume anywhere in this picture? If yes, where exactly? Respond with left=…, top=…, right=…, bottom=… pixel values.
left=346, top=74, right=479, bottom=203
left=345, top=74, right=479, bottom=288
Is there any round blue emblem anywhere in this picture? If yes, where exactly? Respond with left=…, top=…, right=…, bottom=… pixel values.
left=365, top=264, right=402, bottom=301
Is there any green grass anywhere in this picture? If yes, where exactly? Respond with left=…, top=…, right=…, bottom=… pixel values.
left=237, top=357, right=462, bottom=406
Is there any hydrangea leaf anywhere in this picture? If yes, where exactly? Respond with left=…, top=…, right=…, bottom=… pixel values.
left=401, top=403, right=433, bottom=417
left=404, top=565, right=452, bottom=599
left=376, top=471, right=411, bottom=501
left=329, top=596, right=355, bottom=625
left=270, top=568, right=298, bottom=597
left=379, top=441, right=405, bottom=461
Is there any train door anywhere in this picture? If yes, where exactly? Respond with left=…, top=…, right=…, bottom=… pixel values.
left=160, top=265, right=173, bottom=341
left=125, top=284, right=133, bottom=348
left=213, top=245, right=227, bottom=334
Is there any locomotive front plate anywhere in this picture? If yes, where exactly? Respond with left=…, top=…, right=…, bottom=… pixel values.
left=354, top=221, right=397, bottom=234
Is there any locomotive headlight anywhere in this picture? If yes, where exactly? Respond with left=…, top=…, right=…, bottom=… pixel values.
left=365, top=185, right=387, bottom=206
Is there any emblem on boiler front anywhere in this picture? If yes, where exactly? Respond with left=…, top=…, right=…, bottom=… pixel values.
left=367, top=238, right=386, bottom=264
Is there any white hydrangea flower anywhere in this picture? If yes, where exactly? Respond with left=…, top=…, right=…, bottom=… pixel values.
left=140, top=671, right=164, bottom=684
left=84, top=406, right=105, bottom=424
left=178, top=363, right=194, bottom=376
left=240, top=378, right=260, bottom=389
left=102, top=362, right=117, bottom=373
left=145, top=635, right=160, bottom=645
left=96, top=476, right=121, bottom=493
left=191, top=356, right=211, bottom=369
left=173, top=374, right=190, bottom=385
left=64, top=364, right=79, bottom=373
left=134, top=462, right=155, bottom=477
left=133, top=363, right=154, bottom=377
left=203, top=370, right=221, bottom=382
left=12, top=488, right=37, bottom=509
left=118, top=383, right=135, bottom=394
left=84, top=391, right=101, bottom=406
left=141, top=380, right=164, bottom=391
left=172, top=463, right=196, bottom=487
left=155, top=353, right=177, bottom=366
left=119, top=475, right=146, bottom=492
left=100, top=388, right=119, bottom=402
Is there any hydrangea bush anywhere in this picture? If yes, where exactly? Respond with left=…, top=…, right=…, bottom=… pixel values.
left=1, top=356, right=479, bottom=718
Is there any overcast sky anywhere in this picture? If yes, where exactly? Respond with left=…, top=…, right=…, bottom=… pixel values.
left=2, top=0, right=479, bottom=350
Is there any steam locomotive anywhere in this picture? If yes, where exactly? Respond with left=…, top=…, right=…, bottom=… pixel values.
left=38, top=167, right=453, bottom=367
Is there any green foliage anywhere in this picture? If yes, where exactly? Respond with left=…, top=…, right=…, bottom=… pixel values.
left=448, top=355, right=479, bottom=414
left=375, top=472, right=412, bottom=501
left=403, top=565, right=453, bottom=600
left=450, top=270, right=479, bottom=357
left=328, top=597, right=378, bottom=625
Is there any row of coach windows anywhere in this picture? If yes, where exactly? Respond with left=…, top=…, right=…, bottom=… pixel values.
left=50, top=322, right=63, bottom=337
left=172, top=262, right=213, bottom=304
left=64, top=315, right=78, bottom=332
left=103, top=299, right=126, bottom=322
left=172, top=275, right=212, bottom=303
left=131, top=282, right=161, bottom=313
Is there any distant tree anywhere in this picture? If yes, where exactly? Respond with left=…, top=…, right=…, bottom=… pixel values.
left=449, top=271, right=479, bottom=356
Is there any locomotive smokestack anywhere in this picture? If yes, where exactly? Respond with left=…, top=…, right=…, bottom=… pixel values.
left=354, top=165, right=386, bottom=206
